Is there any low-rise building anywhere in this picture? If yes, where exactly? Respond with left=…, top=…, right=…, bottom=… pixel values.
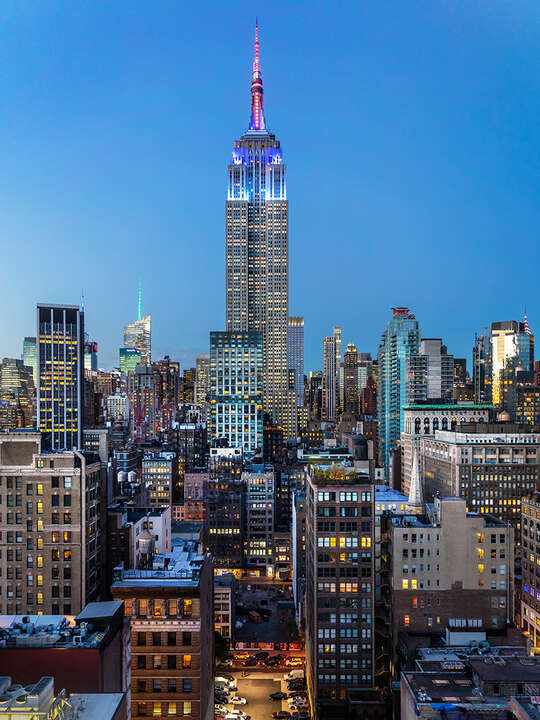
left=214, top=573, right=236, bottom=645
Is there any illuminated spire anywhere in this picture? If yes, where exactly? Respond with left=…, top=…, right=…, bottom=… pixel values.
left=138, top=280, right=142, bottom=322
left=249, top=21, right=266, bottom=131
left=524, top=306, right=532, bottom=336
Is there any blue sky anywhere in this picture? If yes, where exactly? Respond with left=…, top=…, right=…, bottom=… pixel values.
left=1, top=0, right=539, bottom=371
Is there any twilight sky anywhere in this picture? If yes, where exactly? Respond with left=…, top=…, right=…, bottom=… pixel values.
left=1, top=1, right=539, bottom=371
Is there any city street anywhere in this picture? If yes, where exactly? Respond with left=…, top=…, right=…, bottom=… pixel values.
left=218, top=671, right=309, bottom=720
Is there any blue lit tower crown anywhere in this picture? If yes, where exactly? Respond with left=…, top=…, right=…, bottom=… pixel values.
left=225, top=24, right=294, bottom=438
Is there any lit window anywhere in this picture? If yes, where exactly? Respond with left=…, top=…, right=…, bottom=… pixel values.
left=402, top=580, right=409, bottom=589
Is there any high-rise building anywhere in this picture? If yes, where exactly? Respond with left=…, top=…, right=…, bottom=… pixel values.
left=123, top=284, right=151, bottom=365
left=225, top=25, right=295, bottom=438
left=209, top=331, right=262, bottom=453
left=343, top=343, right=359, bottom=416
left=119, top=347, right=142, bottom=375
left=406, top=339, right=454, bottom=403
left=22, top=337, right=37, bottom=386
left=0, top=431, right=105, bottom=615
left=490, top=319, right=534, bottom=410
left=152, top=355, right=180, bottom=407
left=207, top=446, right=245, bottom=570
left=128, top=365, right=157, bottom=442
left=0, top=358, right=35, bottom=429
left=377, top=308, right=421, bottom=473
left=142, top=452, right=180, bottom=508
left=305, top=465, right=376, bottom=717
left=83, top=338, right=98, bottom=372
left=244, top=465, right=275, bottom=575
left=521, top=492, right=540, bottom=651
left=195, top=354, right=210, bottom=408
left=322, top=328, right=341, bottom=421
left=37, top=303, right=84, bottom=451
left=288, top=317, right=304, bottom=408
left=473, top=328, right=490, bottom=403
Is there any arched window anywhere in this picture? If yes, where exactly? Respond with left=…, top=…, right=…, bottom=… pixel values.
left=451, top=417, right=457, bottom=431
left=478, top=417, right=484, bottom=423
left=424, top=418, right=430, bottom=434
left=432, top=418, right=439, bottom=432
left=442, top=418, right=448, bottom=430
left=415, top=418, right=421, bottom=434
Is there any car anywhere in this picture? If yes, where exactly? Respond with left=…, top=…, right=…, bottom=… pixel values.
left=217, top=674, right=235, bottom=683
left=234, top=651, right=250, bottom=661
left=272, top=712, right=291, bottom=719
left=224, top=712, right=250, bottom=720
left=285, top=657, right=303, bottom=667
left=215, top=705, right=228, bottom=715
left=243, top=657, right=258, bottom=667
left=215, top=694, right=229, bottom=705
left=220, top=658, right=234, bottom=667
left=230, top=696, right=247, bottom=705
left=291, top=714, right=309, bottom=720
left=254, top=651, right=269, bottom=660
left=269, top=692, right=288, bottom=701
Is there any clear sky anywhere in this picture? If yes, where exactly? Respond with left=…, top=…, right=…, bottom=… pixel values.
left=1, top=1, right=539, bottom=371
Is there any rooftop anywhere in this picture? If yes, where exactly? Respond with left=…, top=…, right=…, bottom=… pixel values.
left=403, top=670, right=505, bottom=709
left=112, top=539, right=205, bottom=588
left=469, top=655, right=540, bottom=683
left=308, top=463, right=371, bottom=486
left=0, top=601, right=123, bottom=649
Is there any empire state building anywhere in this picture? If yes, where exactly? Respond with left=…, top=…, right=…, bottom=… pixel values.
left=225, top=25, right=294, bottom=438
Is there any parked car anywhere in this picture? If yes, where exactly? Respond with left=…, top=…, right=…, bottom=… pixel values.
left=220, top=658, right=234, bottom=667
left=272, top=712, right=291, bottom=719
left=285, top=657, right=303, bottom=667
left=243, top=656, right=258, bottom=667
left=254, top=651, right=269, bottom=660
left=215, top=704, right=228, bottom=714
left=217, top=674, right=235, bottom=683
left=230, top=696, right=247, bottom=705
left=269, top=692, right=288, bottom=701
left=234, top=651, right=250, bottom=661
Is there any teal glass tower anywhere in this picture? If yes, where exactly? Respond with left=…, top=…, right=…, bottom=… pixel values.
left=377, top=307, right=421, bottom=474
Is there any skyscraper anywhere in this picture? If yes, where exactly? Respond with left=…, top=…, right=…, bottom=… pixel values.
left=288, top=316, right=304, bottom=407
left=23, top=336, right=37, bottom=386
left=377, top=307, right=420, bottom=473
left=473, top=328, right=490, bottom=403
left=406, top=338, right=454, bottom=403
left=119, top=346, right=142, bottom=374
left=83, top=337, right=98, bottom=372
left=322, top=327, right=341, bottom=420
left=209, top=331, right=262, bottom=453
left=490, top=319, right=534, bottom=410
left=0, top=358, right=35, bottom=429
left=37, top=303, right=84, bottom=451
left=225, top=25, right=294, bottom=438
left=195, top=354, right=210, bottom=408
left=123, top=283, right=151, bottom=365
left=343, top=342, right=359, bottom=416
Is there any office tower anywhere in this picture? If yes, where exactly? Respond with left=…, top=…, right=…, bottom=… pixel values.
left=357, top=352, right=373, bottom=393
left=128, top=365, right=157, bottom=442
left=401, top=404, right=490, bottom=496
left=473, top=328, right=490, bottom=403
left=343, top=343, right=359, bottom=416
left=225, top=25, right=295, bottom=438
left=207, top=446, right=245, bottom=570
left=305, top=465, right=375, bottom=717
left=111, top=539, right=214, bottom=720
left=123, top=284, right=151, bottom=365
left=388, top=497, right=512, bottom=637
left=244, top=465, right=275, bottom=575
left=181, top=368, right=196, bottom=404
left=209, top=331, right=262, bottom=453
left=377, top=308, right=421, bottom=472
left=308, top=371, right=323, bottom=420
left=490, top=319, right=534, bottom=410
left=107, top=391, right=130, bottom=422
left=195, top=354, right=210, bottom=408
left=516, top=382, right=540, bottom=427
left=360, top=376, right=377, bottom=417
left=288, top=317, right=305, bottom=407
left=0, top=431, right=105, bottom=615
left=0, top=358, right=35, bottom=429
left=22, top=337, right=37, bottom=386
left=142, top=451, right=180, bottom=507
left=334, top=326, right=342, bottom=411
left=83, top=337, right=98, bottom=372
left=37, top=303, right=84, bottom=451
left=406, top=339, right=454, bottom=403
left=420, top=420, right=540, bottom=535
left=119, top=347, right=142, bottom=374
left=168, top=423, right=207, bottom=473
left=521, top=493, right=540, bottom=651
left=322, top=327, right=341, bottom=420
left=152, top=355, right=180, bottom=407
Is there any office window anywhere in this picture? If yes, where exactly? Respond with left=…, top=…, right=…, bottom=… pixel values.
left=183, top=655, right=192, bottom=668
left=183, top=702, right=192, bottom=716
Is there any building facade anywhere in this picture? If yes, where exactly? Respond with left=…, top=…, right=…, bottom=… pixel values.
left=0, top=431, right=105, bottom=615
left=244, top=466, right=275, bottom=575
left=225, top=26, right=295, bottom=438
left=520, top=493, right=540, bottom=652
left=377, top=308, right=420, bottom=473
left=288, top=316, right=304, bottom=408
left=406, top=338, right=454, bottom=404
left=37, top=304, right=84, bottom=451
left=209, top=331, right=262, bottom=453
